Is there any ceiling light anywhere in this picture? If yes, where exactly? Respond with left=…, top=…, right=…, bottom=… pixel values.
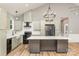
left=43, top=3, right=56, bottom=22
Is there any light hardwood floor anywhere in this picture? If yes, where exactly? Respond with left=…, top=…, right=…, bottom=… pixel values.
left=7, top=43, right=79, bottom=56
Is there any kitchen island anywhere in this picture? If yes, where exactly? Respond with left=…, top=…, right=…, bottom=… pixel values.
left=27, top=36, right=68, bottom=53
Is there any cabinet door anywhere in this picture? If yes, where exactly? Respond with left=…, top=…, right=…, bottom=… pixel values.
left=12, top=37, right=16, bottom=49
left=14, top=20, right=22, bottom=30
left=12, top=36, right=21, bottom=50
left=16, top=36, right=21, bottom=45
left=29, top=40, right=40, bottom=53
left=7, top=38, right=12, bottom=54
left=40, top=40, right=57, bottom=51
left=24, top=11, right=32, bottom=22
left=57, top=40, right=68, bottom=53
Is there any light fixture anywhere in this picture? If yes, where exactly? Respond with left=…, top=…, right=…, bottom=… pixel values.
left=43, top=3, right=56, bottom=22
left=15, top=10, right=19, bottom=20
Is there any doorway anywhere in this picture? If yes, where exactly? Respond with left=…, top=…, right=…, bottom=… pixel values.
left=61, top=17, right=69, bottom=36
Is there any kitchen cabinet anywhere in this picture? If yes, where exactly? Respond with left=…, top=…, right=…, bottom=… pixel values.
left=12, top=36, right=21, bottom=50
left=40, top=40, right=57, bottom=51
left=57, top=40, right=68, bottom=53
left=32, top=21, right=41, bottom=31
left=29, top=40, right=40, bottom=53
left=12, top=37, right=16, bottom=49
left=27, top=36, right=68, bottom=53
left=24, top=11, right=32, bottom=22
left=14, top=20, right=22, bottom=31
left=7, top=38, right=12, bottom=54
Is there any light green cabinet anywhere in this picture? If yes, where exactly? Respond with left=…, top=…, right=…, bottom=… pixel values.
left=14, top=20, right=22, bottom=31
left=24, top=11, right=32, bottom=22
left=12, top=36, right=21, bottom=50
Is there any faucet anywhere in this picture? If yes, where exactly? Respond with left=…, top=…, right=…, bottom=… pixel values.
left=12, top=31, right=14, bottom=35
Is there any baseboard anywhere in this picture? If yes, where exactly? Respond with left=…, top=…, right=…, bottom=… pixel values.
left=69, top=34, right=79, bottom=42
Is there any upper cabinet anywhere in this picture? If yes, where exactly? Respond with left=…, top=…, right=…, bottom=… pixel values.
left=0, top=8, right=8, bottom=30
left=14, top=16, right=23, bottom=31
left=32, top=21, right=41, bottom=31
left=7, top=14, right=15, bottom=30
left=24, top=11, right=32, bottom=22
left=14, top=20, right=22, bottom=31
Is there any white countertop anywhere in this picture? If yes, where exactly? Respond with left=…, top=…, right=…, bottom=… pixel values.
left=7, top=34, right=20, bottom=39
left=6, top=32, right=24, bottom=39
left=6, top=30, right=25, bottom=39
left=27, top=36, right=69, bottom=40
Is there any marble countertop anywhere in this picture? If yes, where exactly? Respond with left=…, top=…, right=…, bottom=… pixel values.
left=6, top=34, right=21, bottom=39
left=27, top=36, right=69, bottom=40
left=6, top=32, right=24, bottom=39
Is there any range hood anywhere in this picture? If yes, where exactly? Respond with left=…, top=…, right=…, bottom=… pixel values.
left=24, top=22, right=31, bottom=27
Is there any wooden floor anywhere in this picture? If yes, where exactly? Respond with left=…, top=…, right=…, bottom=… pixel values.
left=7, top=43, right=79, bottom=56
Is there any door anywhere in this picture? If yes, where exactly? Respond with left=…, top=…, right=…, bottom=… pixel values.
left=61, top=17, right=69, bottom=36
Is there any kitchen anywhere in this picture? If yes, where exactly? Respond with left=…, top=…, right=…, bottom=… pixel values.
left=0, top=3, right=79, bottom=56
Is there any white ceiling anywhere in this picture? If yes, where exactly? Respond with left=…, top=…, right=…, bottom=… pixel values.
left=0, top=3, right=79, bottom=16
left=0, top=3, right=45, bottom=16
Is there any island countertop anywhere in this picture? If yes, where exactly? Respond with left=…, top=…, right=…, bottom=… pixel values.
left=27, top=36, right=69, bottom=40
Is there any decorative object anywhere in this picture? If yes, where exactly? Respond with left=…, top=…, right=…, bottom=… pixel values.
left=43, top=3, right=56, bottom=22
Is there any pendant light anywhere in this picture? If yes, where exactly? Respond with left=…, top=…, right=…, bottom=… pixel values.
left=43, top=3, right=56, bottom=22
left=15, top=10, right=19, bottom=20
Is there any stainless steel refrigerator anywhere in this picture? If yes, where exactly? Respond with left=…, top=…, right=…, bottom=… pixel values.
left=45, top=24, right=55, bottom=36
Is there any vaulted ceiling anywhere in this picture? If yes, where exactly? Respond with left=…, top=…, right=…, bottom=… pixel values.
left=0, top=3, right=45, bottom=16
left=0, top=3, right=78, bottom=16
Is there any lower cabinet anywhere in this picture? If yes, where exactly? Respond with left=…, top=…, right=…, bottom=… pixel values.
left=12, top=37, right=16, bottom=50
left=12, top=36, right=21, bottom=50
left=7, top=38, right=12, bottom=54
left=7, top=36, right=22, bottom=54
left=40, top=40, right=57, bottom=51
left=29, top=40, right=40, bottom=53
left=28, top=40, right=68, bottom=53
left=57, top=40, right=68, bottom=53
